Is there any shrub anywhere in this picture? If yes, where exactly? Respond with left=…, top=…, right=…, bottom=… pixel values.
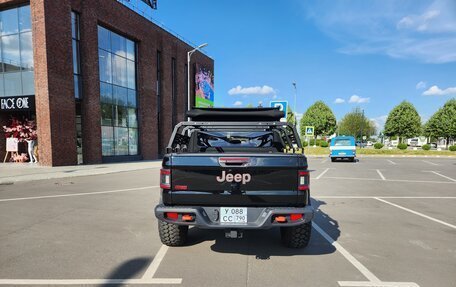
left=302, top=141, right=308, bottom=147
left=320, top=141, right=329, bottom=148
left=422, top=144, right=431, bottom=151
left=397, top=143, right=408, bottom=150
left=374, top=143, right=384, bottom=149
left=449, top=145, right=456, bottom=152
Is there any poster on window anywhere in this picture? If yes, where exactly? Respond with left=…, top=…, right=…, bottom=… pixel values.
left=6, top=138, right=19, bottom=152
left=195, top=64, right=214, bottom=108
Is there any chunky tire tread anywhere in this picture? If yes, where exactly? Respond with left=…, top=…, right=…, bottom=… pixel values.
left=281, top=221, right=312, bottom=248
left=158, top=220, right=188, bottom=246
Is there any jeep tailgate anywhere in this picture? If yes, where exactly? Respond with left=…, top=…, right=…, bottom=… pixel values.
left=162, top=154, right=309, bottom=207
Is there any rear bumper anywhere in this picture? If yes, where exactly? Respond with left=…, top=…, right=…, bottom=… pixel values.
left=155, top=205, right=314, bottom=229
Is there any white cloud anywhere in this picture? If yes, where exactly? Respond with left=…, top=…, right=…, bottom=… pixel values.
left=228, top=85, right=276, bottom=96
left=334, top=98, right=345, bottom=104
left=422, top=85, right=456, bottom=96
left=416, top=81, right=427, bottom=89
left=304, top=0, right=456, bottom=63
left=348, top=94, right=370, bottom=103
left=233, top=101, right=243, bottom=107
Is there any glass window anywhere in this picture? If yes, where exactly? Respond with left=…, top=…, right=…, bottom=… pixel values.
left=112, top=54, right=127, bottom=87
left=4, top=72, right=21, bottom=96
left=126, top=39, right=135, bottom=61
left=101, top=126, right=114, bottom=156
left=98, top=26, right=110, bottom=51
left=127, top=89, right=136, bottom=107
left=2, top=34, right=21, bottom=72
left=71, top=12, right=81, bottom=99
left=100, top=82, right=112, bottom=104
left=73, top=75, right=81, bottom=99
left=126, top=59, right=135, bottom=89
left=20, top=32, right=33, bottom=70
left=0, top=74, right=4, bottom=97
left=19, top=6, right=31, bottom=32
left=114, top=127, right=129, bottom=155
left=99, top=49, right=112, bottom=83
left=98, top=25, right=138, bottom=156
left=101, top=103, right=113, bottom=126
left=129, top=128, right=138, bottom=155
left=111, top=32, right=126, bottom=58
left=1, top=8, right=19, bottom=35
left=22, top=70, right=34, bottom=95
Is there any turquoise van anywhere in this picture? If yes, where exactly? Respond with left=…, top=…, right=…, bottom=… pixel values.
left=330, top=136, right=356, bottom=162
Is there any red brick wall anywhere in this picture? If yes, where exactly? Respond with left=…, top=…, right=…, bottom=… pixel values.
left=0, top=0, right=214, bottom=166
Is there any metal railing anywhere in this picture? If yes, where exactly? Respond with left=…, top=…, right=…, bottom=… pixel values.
left=116, top=0, right=208, bottom=56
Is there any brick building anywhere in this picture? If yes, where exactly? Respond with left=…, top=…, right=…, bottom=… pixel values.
left=0, top=0, right=214, bottom=166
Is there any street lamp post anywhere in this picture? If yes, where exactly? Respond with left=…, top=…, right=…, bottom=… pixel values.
left=187, top=43, right=208, bottom=120
left=292, top=82, right=297, bottom=127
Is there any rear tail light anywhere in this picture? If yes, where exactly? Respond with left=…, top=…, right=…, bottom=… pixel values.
left=290, top=214, right=303, bottom=221
left=298, top=170, right=310, bottom=191
left=165, top=212, right=178, bottom=220
left=160, top=169, right=171, bottom=189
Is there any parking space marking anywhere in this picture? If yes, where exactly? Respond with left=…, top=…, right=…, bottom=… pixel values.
left=0, top=279, right=182, bottom=285
left=313, top=223, right=381, bottom=282
left=316, top=168, right=330, bottom=179
left=374, top=197, right=456, bottom=230
left=338, top=281, right=419, bottom=287
left=142, top=245, right=169, bottom=279
left=376, top=170, right=386, bottom=180
left=427, top=171, right=456, bottom=182
left=322, top=176, right=455, bottom=184
left=321, top=158, right=328, bottom=163
left=317, top=196, right=456, bottom=199
left=0, top=186, right=159, bottom=202
left=386, top=159, right=397, bottom=165
left=422, top=160, right=439, bottom=166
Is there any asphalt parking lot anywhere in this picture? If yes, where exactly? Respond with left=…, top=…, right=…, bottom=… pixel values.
left=0, top=157, right=455, bottom=287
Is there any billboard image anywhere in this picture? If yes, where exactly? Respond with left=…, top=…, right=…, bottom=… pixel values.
left=195, top=64, right=214, bottom=108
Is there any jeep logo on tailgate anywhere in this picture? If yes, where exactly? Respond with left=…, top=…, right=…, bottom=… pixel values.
left=216, top=171, right=251, bottom=184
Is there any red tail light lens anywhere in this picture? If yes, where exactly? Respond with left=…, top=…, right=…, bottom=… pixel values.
left=160, top=169, right=171, bottom=189
left=298, top=170, right=310, bottom=191
left=165, top=212, right=178, bottom=220
left=290, top=214, right=303, bottom=221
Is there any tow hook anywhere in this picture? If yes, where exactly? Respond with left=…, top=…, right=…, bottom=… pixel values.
left=225, top=229, right=243, bottom=239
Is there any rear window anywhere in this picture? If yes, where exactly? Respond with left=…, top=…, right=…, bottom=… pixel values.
left=197, top=131, right=273, bottom=148
left=334, top=139, right=352, bottom=146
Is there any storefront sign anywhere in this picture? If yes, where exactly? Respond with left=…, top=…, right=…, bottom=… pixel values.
left=6, top=138, right=19, bottom=152
left=0, top=96, right=35, bottom=112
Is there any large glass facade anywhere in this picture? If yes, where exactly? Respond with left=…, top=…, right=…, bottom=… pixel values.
left=72, top=11, right=82, bottom=99
left=98, top=26, right=138, bottom=156
left=0, top=5, right=34, bottom=97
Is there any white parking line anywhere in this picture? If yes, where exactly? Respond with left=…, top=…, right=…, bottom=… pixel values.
left=142, top=245, right=169, bottom=279
left=374, top=197, right=456, bottom=230
left=316, top=168, right=330, bottom=179
left=428, top=171, right=456, bottom=182
left=386, top=159, right=397, bottom=165
left=422, top=160, right=439, bottom=166
left=322, top=176, right=455, bottom=184
left=0, top=279, right=182, bottom=285
left=313, top=223, right=381, bottom=282
left=316, top=196, right=456, bottom=199
left=376, top=170, right=386, bottom=180
left=0, top=186, right=159, bottom=202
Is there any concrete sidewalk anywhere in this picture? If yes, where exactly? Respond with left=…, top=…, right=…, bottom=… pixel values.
left=0, top=160, right=162, bottom=184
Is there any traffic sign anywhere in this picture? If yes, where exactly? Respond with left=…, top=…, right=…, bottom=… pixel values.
left=270, top=101, right=288, bottom=122
left=305, top=126, right=314, bottom=137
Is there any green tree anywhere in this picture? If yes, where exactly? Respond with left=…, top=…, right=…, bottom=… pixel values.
left=337, top=107, right=376, bottom=139
left=300, top=101, right=336, bottom=137
left=384, top=101, right=421, bottom=143
left=424, top=98, right=456, bottom=147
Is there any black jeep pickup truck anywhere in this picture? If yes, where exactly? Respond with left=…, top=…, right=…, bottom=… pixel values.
left=155, top=108, right=314, bottom=248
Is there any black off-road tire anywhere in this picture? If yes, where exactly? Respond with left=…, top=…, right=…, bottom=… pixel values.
left=158, top=220, right=188, bottom=246
left=281, top=221, right=312, bottom=248
left=331, top=157, right=336, bottom=162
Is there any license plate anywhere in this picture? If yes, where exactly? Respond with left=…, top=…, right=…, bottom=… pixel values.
left=220, top=207, right=247, bottom=224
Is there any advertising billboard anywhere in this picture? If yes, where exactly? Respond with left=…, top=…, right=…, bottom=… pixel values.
left=195, top=64, right=214, bottom=108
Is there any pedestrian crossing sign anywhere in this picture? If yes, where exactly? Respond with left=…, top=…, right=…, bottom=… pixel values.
left=305, top=126, right=314, bottom=136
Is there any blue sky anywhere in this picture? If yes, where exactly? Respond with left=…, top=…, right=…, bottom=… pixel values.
left=136, top=0, right=456, bottom=130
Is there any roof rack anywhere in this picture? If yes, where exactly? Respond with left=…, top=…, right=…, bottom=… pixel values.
left=186, top=107, right=285, bottom=122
